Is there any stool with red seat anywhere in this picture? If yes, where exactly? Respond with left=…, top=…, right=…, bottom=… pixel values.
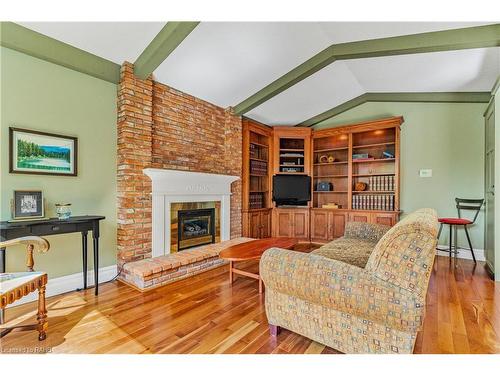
left=437, top=198, right=484, bottom=263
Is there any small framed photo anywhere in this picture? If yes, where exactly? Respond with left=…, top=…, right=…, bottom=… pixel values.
left=12, top=190, right=45, bottom=220
left=9, top=127, right=78, bottom=176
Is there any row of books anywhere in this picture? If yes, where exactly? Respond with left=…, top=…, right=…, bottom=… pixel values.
left=367, top=175, right=395, bottom=191
left=249, top=143, right=267, bottom=159
left=250, top=160, right=267, bottom=175
left=352, top=194, right=395, bottom=211
left=249, top=193, right=265, bottom=209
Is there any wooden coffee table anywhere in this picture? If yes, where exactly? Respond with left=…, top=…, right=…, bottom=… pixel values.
left=219, top=237, right=298, bottom=294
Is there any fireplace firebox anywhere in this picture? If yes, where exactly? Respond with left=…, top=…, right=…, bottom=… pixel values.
left=177, top=208, right=216, bottom=251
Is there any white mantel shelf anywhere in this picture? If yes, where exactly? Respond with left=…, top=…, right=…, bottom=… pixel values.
left=143, top=168, right=240, bottom=258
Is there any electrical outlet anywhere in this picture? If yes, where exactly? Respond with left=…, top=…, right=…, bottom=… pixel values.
left=419, top=169, right=432, bottom=178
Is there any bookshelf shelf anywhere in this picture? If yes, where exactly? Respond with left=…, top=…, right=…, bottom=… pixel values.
left=353, top=173, right=395, bottom=177
left=313, top=161, right=348, bottom=166
left=314, top=147, right=348, bottom=153
left=352, top=158, right=395, bottom=163
left=250, top=141, right=268, bottom=148
left=353, top=191, right=395, bottom=194
left=314, top=191, right=348, bottom=193
left=352, top=142, right=395, bottom=149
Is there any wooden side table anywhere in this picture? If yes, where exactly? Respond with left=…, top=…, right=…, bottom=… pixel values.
left=219, top=237, right=298, bottom=294
left=0, top=272, right=48, bottom=340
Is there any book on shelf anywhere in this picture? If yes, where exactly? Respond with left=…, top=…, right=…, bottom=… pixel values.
left=367, top=175, right=395, bottom=191
left=352, top=153, right=370, bottom=159
left=250, top=159, right=267, bottom=175
left=249, top=193, right=264, bottom=209
left=352, top=194, right=394, bottom=211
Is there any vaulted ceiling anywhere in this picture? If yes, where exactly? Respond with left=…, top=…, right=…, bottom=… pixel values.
left=11, top=22, right=500, bottom=126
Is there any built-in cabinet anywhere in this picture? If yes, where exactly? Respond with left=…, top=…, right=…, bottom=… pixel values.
left=245, top=209, right=271, bottom=239
left=310, top=209, right=346, bottom=242
left=242, top=116, right=403, bottom=243
left=485, top=98, right=495, bottom=278
left=272, top=208, right=310, bottom=241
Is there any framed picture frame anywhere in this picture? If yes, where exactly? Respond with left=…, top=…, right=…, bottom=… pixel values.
left=9, top=127, right=78, bottom=176
left=12, top=190, right=45, bottom=220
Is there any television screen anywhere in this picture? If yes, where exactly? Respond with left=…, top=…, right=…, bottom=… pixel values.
left=272, top=175, right=311, bottom=206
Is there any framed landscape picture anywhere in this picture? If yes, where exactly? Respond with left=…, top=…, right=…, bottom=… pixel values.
left=9, top=127, right=78, bottom=176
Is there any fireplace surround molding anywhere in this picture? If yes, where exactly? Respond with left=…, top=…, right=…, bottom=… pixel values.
left=144, top=168, right=240, bottom=258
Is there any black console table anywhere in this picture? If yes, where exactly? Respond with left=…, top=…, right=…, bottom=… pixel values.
left=0, top=215, right=105, bottom=295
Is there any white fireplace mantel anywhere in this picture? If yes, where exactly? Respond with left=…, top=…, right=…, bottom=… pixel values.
left=144, top=168, right=240, bottom=257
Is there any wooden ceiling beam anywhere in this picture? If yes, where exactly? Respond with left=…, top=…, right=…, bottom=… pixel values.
left=0, top=22, right=120, bottom=84
left=234, top=24, right=500, bottom=115
left=298, top=92, right=492, bottom=127
left=134, top=22, right=199, bottom=79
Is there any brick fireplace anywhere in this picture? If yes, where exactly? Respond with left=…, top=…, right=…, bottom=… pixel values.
left=144, top=168, right=238, bottom=258
left=117, top=62, right=242, bottom=267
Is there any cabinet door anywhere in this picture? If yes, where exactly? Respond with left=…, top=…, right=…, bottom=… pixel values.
left=311, top=210, right=329, bottom=241
left=329, top=212, right=346, bottom=239
left=261, top=210, right=271, bottom=238
left=371, top=213, right=396, bottom=227
left=485, top=102, right=495, bottom=272
left=248, top=211, right=261, bottom=239
left=292, top=211, right=309, bottom=240
left=349, top=212, right=371, bottom=223
left=275, top=210, right=292, bottom=237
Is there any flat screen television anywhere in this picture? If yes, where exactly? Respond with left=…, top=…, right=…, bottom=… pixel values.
left=272, top=174, right=311, bottom=206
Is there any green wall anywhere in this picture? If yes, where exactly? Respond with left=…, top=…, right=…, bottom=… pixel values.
left=0, top=47, right=117, bottom=278
left=494, top=83, right=500, bottom=280
left=314, top=101, right=486, bottom=250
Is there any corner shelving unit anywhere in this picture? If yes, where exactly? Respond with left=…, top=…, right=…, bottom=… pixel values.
left=242, top=118, right=273, bottom=239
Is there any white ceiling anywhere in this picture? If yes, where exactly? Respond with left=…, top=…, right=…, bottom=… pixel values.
left=247, top=47, right=500, bottom=125
left=15, top=22, right=500, bottom=125
left=19, top=22, right=165, bottom=64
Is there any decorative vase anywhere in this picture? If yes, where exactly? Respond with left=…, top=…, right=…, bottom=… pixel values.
left=55, top=203, right=72, bottom=220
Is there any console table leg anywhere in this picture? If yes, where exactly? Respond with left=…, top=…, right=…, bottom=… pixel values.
left=82, top=231, right=88, bottom=290
left=229, top=261, right=233, bottom=284
left=37, top=285, right=48, bottom=341
left=93, top=235, right=99, bottom=295
left=259, top=277, right=263, bottom=294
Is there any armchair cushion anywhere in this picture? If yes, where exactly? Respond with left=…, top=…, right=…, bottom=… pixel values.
left=311, top=238, right=375, bottom=268
left=260, top=248, right=425, bottom=333
left=344, top=221, right=391, bottom=242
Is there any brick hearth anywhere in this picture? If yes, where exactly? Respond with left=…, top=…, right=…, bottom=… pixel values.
left=116, top=62, right=243, bottom=269
left=121, top=237, right=253, bottom=291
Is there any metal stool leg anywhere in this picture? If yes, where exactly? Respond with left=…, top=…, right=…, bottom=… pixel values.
left=454, top=225, right=459, bottom=261
left=449, top=224, right=453, bottom=258
left=463, top=225, right=477, bottom=263
left=437, top=223, right=443, bottom=241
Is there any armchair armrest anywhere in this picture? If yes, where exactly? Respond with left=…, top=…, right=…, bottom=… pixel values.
left=344, top=221, right=390, bottom=242
left=260, top=248, right=424, bottom=332
left=0, top=236, right=50, bottom=272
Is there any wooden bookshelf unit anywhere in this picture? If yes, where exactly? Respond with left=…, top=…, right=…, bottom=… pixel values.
left=310, top=116, right=402, bottom=242
left=272, top=127, right=311, bottom=175
left=241, top=116, right=403, bottom=243
left=242, top=118, right=273, bottom=238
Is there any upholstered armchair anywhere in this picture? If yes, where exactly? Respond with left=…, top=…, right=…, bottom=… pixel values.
left=260, top=208, right=438, bottom=354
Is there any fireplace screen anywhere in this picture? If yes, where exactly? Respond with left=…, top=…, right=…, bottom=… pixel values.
left=177, top=208, right=216, bottom=251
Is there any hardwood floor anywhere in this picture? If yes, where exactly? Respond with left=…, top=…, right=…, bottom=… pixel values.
left=1, top=251, right=499, bottom=354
